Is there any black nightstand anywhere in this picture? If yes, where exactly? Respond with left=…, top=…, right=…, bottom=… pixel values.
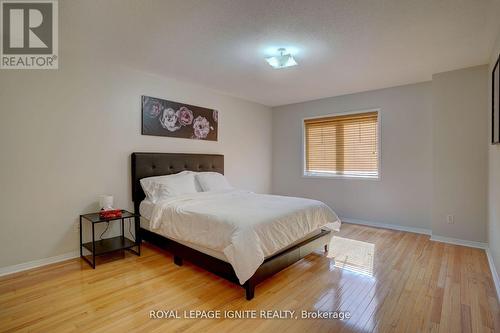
left=79, top=210, right=140, bottom=268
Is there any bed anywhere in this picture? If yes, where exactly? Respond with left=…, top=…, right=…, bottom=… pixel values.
left=131, top=152, right=340, bottom=300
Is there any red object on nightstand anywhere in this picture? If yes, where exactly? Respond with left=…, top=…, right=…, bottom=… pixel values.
left=99, top=209, right=122, bottom=219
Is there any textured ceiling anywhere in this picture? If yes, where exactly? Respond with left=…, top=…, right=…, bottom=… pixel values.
left=64, top=0, right=500, bottom=106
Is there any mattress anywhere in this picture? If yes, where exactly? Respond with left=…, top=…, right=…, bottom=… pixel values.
left=143, top=190, right=339, bottom=284
left=140, top=199, right=155, bottom=221
left=139, top=199, right=325, bottom=262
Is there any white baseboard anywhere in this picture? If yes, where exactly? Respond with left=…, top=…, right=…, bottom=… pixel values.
left=342, top=216, right=497, bottom=300
left=0, top=251, right=79, bottom=277
left=342, top=217, right=488, bottom=249
left=429, top=235, right=487, bottom=249
left=0, top=220, right=492, bottom=282
left=341, top=217, right=432, bottom=235
left=486, top=247, right=500, bottom=301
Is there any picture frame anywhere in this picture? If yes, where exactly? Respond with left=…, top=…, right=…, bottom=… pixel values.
left=141, top=96, right=218, bottom=141
left=492, top=54, right=500, bottom=144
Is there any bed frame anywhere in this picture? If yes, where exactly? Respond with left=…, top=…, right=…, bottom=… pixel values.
left=131, top=152, right=331, bottom=300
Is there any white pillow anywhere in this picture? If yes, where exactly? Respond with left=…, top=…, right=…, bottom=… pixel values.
left=140, top=171, right=198, bottom=202
left=195, top=172, right=233, bottom=192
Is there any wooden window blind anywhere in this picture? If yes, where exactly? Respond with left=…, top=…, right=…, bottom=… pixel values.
left=304, top=111, right=379, bottom=178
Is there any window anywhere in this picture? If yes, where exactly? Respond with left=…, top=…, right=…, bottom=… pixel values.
left=303, top=110, right=379, bottom=179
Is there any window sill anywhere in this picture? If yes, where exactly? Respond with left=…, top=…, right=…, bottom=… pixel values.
left=302, top=173, right=380, bottom=181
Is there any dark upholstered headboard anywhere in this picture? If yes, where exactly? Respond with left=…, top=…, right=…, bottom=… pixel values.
left=131, top=153, right=224, bottom=209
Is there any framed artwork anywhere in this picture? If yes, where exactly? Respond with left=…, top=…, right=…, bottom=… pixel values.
left=142, top=96, right=218, bottom=141
left=493, top=54, right=500, bottom=144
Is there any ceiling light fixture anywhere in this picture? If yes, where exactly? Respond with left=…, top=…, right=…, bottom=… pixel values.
left=265, top=48, right=298, bottom=69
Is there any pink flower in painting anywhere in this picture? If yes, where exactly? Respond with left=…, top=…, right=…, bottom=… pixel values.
left=193, top=116, right=210, bottom=139
left=178, top=106, right=194, bottom=126
left=149, top=103, right=162, bottom=118
left=144, top=97, right=163, bottom=118
left=213, top=110, right=218, bottom=122
left=159, top=108, right=181, bottom=132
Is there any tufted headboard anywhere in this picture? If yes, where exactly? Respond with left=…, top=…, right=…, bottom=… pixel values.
left=131, top=152, right=224, bottom=210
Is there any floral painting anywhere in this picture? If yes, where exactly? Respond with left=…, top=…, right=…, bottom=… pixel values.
left=142, top=96, right=218, bottom=141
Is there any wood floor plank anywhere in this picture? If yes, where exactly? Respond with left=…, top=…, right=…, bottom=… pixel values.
left=0, top=224, right=499, bottom=333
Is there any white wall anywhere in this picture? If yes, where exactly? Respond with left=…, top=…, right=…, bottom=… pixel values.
left=488, top=29, right=500, bottom=277
left=431, top=66, right=488, bottom=242
left=0, top=61, right=272, bottom=269
left=272, top=82, right=434, bottom=230
left=272, top=67, right=489, bottom=242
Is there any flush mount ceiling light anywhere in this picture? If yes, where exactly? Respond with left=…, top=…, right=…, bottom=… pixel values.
left=265, top=48, right=298, bottom=69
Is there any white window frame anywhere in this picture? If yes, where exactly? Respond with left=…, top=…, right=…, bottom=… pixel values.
left=301, top=108, right=381, bottom=180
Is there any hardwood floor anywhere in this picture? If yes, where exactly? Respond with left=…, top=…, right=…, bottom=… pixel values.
left=1, top=223, right=499, bottom=332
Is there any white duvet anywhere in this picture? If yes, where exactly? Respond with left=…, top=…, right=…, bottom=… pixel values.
left=149, top=190, right=341, bottom=284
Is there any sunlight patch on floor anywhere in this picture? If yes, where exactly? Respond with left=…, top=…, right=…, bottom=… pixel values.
left=328, top=236, right=375, bottom=277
